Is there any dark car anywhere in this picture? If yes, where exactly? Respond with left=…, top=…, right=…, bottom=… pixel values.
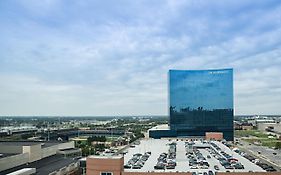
left=225, top=165, right=234, bottom=169
left=265, top=166, right=277, bottom=172
left=166, top=165, right=175, bottom=169
left=132, top=165, right=142, bottom=169
left=154, top=164, right=165, bottom=170
left=214, top=165, right=219, bottom=170
left=234, top=163, right=244, bottom=169
left=124, top=164, right=131, bottom=169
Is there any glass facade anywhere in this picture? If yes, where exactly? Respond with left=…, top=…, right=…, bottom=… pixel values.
left=169, top=69, right=234, bottom=140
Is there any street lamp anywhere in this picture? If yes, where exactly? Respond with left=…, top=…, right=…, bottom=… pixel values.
left=88, top=147, right=91, bottom=155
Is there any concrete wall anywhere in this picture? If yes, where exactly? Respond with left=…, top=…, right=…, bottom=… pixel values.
left=57, top=141, right=75, bottom=150
left=41, top=145, right=57, bottom=158
left=23, top=144, right=41, bottom=162
left=41, top=141, right=75, bottom=158
left=0, top=153, right=29, bottom=172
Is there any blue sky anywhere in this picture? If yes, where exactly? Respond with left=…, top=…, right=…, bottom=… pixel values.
left=170, top=69, right=233, bottom=111
left=0, top=0, right=281, bottom=116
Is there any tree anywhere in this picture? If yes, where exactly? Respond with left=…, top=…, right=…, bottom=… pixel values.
left=275, top=142, right=281, bottom=149
left=21, top=133, right=33, bottom=139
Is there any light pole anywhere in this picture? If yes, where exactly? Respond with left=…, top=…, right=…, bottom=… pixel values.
left=88, top=147, right=91, bottom=156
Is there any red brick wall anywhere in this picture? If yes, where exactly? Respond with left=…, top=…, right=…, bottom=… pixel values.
left=205, top=132, right=223, bottom=140
left=87, top=157, right=124, bottom=175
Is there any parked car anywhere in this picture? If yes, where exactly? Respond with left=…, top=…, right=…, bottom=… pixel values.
left=191, top=165, right=198, bottom=169
left=124, top=164, right=131, bottom=169
left=214, top=165, right=219, bottom=170
left=132, top=165, right=142, bottom=169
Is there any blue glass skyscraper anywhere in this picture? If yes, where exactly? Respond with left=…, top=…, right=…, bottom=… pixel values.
left=149, top=68, right=234, bottom=141
left=169, top=69, right=234, bottom=140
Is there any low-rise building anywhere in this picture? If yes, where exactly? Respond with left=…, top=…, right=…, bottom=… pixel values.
left=258, top=123, right=281, bottom=134
left=0, top=141, right=81, bottom=175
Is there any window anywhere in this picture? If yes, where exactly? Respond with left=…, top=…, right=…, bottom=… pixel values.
left=101, top=172, right=112, bottom=175
left=169, top=69, right=234, bottom=140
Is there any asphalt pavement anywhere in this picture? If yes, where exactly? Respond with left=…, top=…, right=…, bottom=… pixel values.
left=238, top=140, right=281, bottom=171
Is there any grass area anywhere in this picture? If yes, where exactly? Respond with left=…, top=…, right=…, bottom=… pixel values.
left=235, top=129, right=281, bottom=148
left=106, top=136, right=119, bottom=142
left=262, top=140, right=281, bottom=148
left=235, top=130, right=269, bottom=138
left=243, top=138, right=280, bottom=147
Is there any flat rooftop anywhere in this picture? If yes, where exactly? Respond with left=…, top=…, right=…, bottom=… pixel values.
left=0, top=154, right=77, bottom=175
left=123, top=139, right=265, bottom=173
left=0, top=141, right=68, bottom=148
left=149, top=124, right=170, bottom=131
left=0, top=153, right=18, bottom=159
left=89, top=155, right=123, bottom=159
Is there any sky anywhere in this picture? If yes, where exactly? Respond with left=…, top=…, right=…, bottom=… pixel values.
left=170, top=69, right=233, bottom=111
left=0, top=0, right=281, bottom=116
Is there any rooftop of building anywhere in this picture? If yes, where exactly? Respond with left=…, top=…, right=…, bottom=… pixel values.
left=0, top=153, right=18, bottom=159
left=59, top=147, right=79, bottom=151
left=0, top=154, right=78, bottom=175
left=148, top=124, right=170, bottom=131
left=0, top=141, right=69, bottom=148
left=88, top=155, right=123, bottom=159
left=122, top=138, right=265, bottom=174
left=57, top=148, right=81, bottom=155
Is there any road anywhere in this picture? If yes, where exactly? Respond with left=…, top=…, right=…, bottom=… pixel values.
left=237, top=140, right=281, bottom=171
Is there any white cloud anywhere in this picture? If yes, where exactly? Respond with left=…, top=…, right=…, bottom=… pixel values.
left=0, top=0, right=281, bottom=115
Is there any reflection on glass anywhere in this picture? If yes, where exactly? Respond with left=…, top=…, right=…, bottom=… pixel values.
left=169, top=69, right=233, bottom=140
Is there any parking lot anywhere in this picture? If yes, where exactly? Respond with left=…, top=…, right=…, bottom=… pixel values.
left=123, top=139, right=264, bottom=174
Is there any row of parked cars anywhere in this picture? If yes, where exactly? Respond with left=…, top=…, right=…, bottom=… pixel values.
left=154, top=142, right=177, bottom=170
left=232, top=138, right=278, bottom=172
left=187, top=150, right=210, bottom=169
left=222, top=140, right=278, bottom=172
left=185, top=141, right=214, bottom=175
left=124, top=152, right=151, bottom=169
left=241, top=153, right=277, bottom=172
left=210, top=142, right=244, bottom=170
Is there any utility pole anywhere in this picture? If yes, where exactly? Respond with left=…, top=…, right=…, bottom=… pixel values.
left=58, top=116, right=61, bottom=130
left=47, top=122, right=50, bottom=141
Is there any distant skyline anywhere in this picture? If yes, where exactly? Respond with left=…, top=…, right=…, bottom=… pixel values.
left=1, top=0, right=281, bottom=116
